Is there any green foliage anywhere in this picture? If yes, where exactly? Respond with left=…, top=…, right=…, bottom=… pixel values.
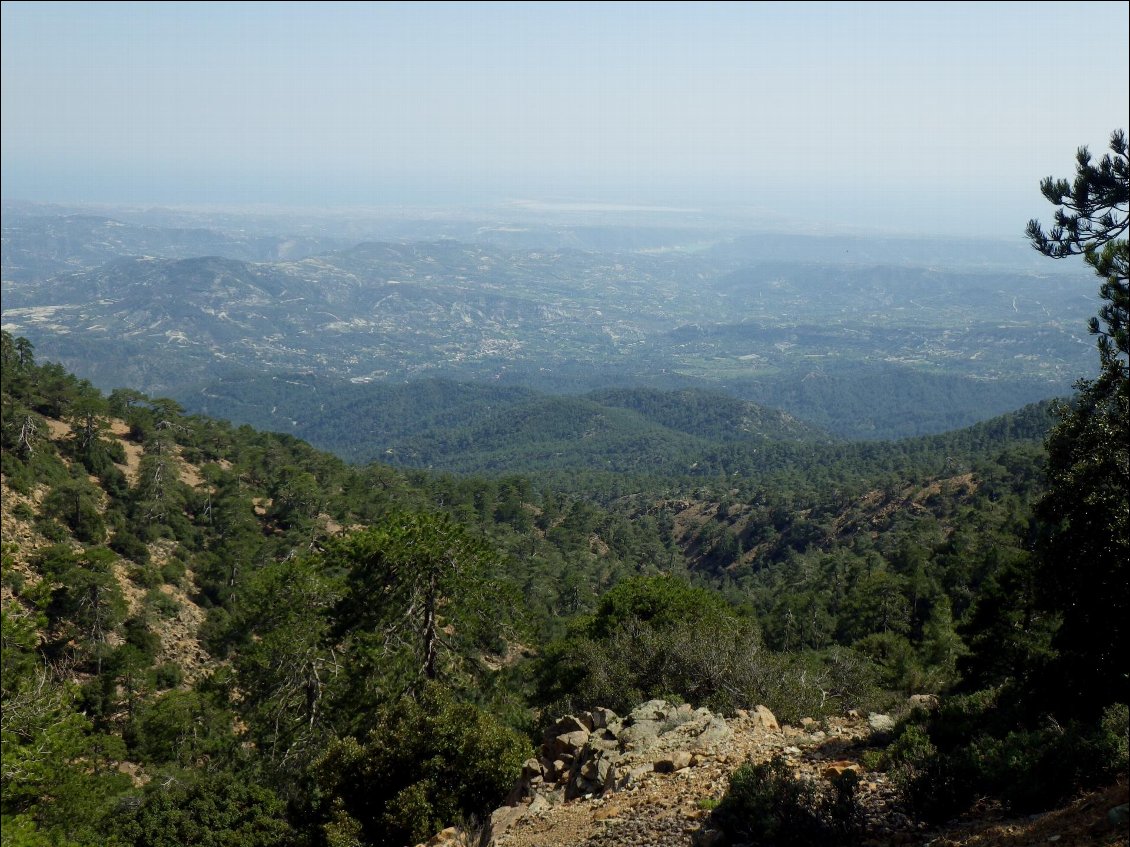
left=713, top=754, right=862, bottom=846
left=127, top=689, right=234, bottom=767
left=888, top=692, right=1130, bottom=822
left=313, top=687, right=529, bottom=847
left=535, top=576, right=883, bottom=720
left=1, top=668, right=130, bottom=845
left=1033, top=368, right=1129, bottom=712
left=328, top=512, right=520, bottom=701
left=1025, top=129, right=1129, bottom=714
left=39, top=473, right=106, bottom=544
left=229, top=555, right=344, bottom=768
left=588, top=575, right=735, bottom=638
left=114, top=771, right=302, bottom=847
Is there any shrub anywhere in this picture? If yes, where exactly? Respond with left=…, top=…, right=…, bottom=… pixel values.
left=895, top=697, right=1130, bottom=821
left=153, top=663, right=184, bottom=690
left=713, top=754, right=862, bottom=846
left=145, top=589, right=181, bottom=619
left=314, top=686, right=530, bottom=847
left=113, top=770, right=299, bottom=846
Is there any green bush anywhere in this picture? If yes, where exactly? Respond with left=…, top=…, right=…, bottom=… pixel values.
left=145, top=589, right=181, bottom=619
left=113, top=770, right=300, bottom=846
left=314, top=686, right=530, bottom=847
left=895, top=698, right=1130, bottom=821
left=111, top=529, right=151, bottom=565
left=153, top=663, right=184, bottom=690
left=713, top=754, right=862, bottom=846
left=160, top=557, right=186, bottom=586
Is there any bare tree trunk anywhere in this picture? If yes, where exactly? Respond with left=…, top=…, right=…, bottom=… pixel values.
left=422, top=567, right=438, bottom=680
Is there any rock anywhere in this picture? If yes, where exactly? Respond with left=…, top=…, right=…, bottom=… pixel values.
left=907, top=693, right=939, bottom=712
left=690, top=715, right=733, bottom=750
left=1109, top=803, right=1129, bottom=829
left=620, top=718, right=663, bottom=752
left=630, top=699, right=675, bottom=722
left=587, top=727, right=620, bottom=751
left=822, top=760, right=863, bottom=781
left=554, top=729, right=590, bottom=755
left=527, top=794, right=551, bottom=815
left=751, top=704, right=780, bottom=731
left=868, top=713, right=896, bottom=733
left=521, top=757, right=543, bottom=779
left=672, top=750, right=695, bottom=770
left=552, top=714, right=591, bottom=735
left=426, top=826, right=463, bottom=846
left=489, top=804, right=526, bottom=838
left=589, top=706, right=618, bottom=729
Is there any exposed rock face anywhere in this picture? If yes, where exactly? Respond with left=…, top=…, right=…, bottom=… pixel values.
left=522, top=700, right=737, bottom=801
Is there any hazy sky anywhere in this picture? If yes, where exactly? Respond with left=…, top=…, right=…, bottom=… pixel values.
left=3, top=1, right=1128, bottom=236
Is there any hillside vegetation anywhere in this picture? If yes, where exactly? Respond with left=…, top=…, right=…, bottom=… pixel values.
left=2, top=132, right=1127, bottom=847
left=4, top=328, right=1124, bottom=846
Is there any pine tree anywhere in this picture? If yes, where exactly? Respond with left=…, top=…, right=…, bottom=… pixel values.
left=1027, top=130, right=1129, bottom=712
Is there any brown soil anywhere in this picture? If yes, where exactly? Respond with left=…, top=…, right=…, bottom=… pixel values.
left=491, top=715, right=1128, bottom=847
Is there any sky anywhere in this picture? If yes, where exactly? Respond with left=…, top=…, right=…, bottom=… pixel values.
left=2, top=1, right=1128, bottom=236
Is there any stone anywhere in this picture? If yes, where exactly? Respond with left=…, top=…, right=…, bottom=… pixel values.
left=589, top=706, right=618, bottom=729
left=588, top=727, right=619, bottom=751
left=527, top=794, right=551, bottom=815
left=907, top=693, right=939, bottom=711
left=553, top=729, right=590, bottom=755
left=867, top=713, right=896, bottom=733
left=1109, top=803, right=1129, bottom=829
left=552, top=714, right=591, bottom=735
left=655, top=754, right=696, bottom=781
left=751, top=704, right=780, bottom=731
left=521, top=757, right=543, bottom=779
left=489, top=804, right=526, bottom=838
left=426, top=826, right=462, bottom=846
left=620, top=719, right=662, bottom=751
left=822, top=760, right=863, bottom=781
left=691, top=716, right=733, bottom=750
left=629, top=699, right=675, bottom=722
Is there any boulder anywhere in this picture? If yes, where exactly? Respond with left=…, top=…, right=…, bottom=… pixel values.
left=589, top=706, right=619, bottom=729
left=822, top=760, right=863, bottom=781
left=654, top=750, right=695, bottom=773
left=690, top=715, right=732, bottom=751
left=552, top=714, right=592, bottom=735
left=867, top=713, right=895, bottom=733
left=907, top=693, right=939, bottom=712
left=1109, top=804, right=1129, bottom=829
left=553, top=729, right=590, bottom=756
left=751, top=704, right=779, bottom=731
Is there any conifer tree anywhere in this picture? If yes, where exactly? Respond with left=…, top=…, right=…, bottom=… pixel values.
left=1027, top=130, right=1129, bottom=712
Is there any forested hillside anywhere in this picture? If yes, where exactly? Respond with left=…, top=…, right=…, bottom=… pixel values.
left=4, top=322, right=1124, bottom=846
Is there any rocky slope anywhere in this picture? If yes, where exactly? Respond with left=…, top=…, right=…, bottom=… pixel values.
left=421, top=701, right=1128, bottom=847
